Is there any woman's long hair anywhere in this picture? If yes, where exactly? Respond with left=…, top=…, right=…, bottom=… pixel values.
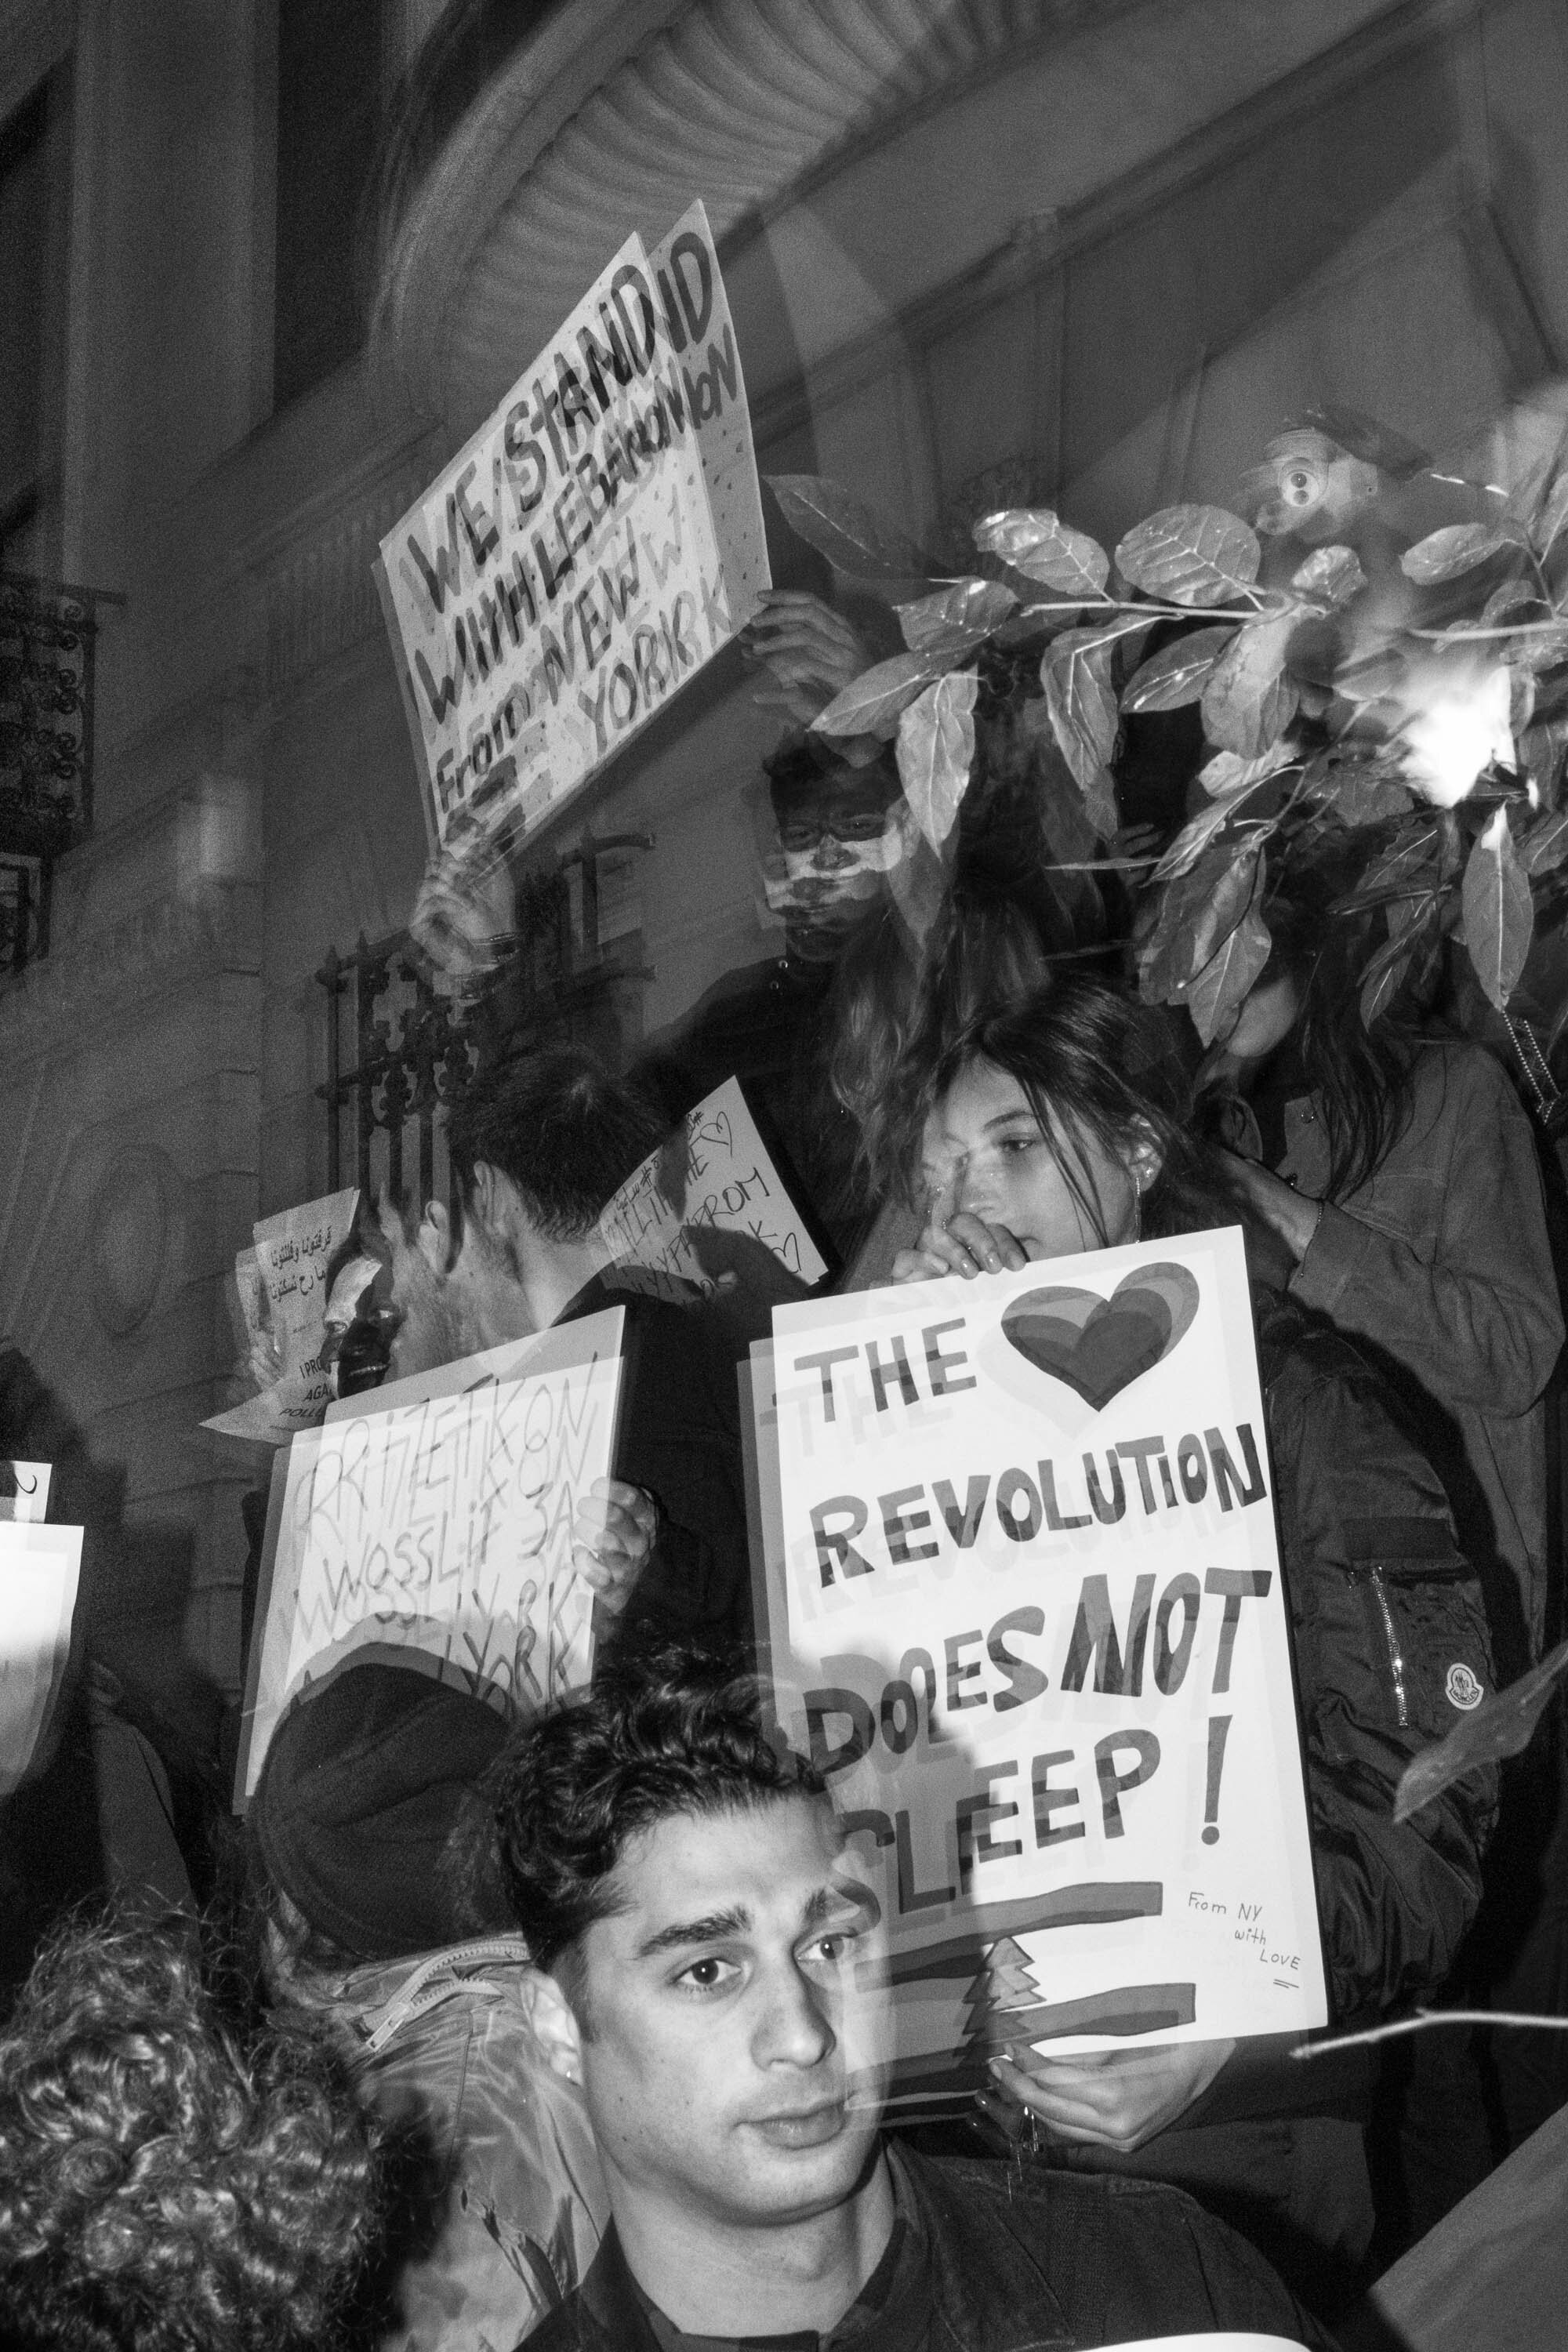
left=1236, top=853, right=1419, bottom=1199
left=916, top=975, right=1232, bottom=1240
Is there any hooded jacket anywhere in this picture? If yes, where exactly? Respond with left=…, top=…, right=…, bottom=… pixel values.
left=298, top=1937, right=608, bottom=2350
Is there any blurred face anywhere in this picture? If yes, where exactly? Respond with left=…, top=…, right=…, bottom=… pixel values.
left=764, top=771, right=904, bottom=959
left=1210, top=970, right=1302, bottom=1072
left=927, top=1058, right=1147, bottom=1258
left=572, top=1798, right=887, bottom=2232
left=341, top=1183, right=534, bottom=1384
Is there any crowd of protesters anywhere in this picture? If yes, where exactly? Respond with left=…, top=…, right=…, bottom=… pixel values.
left=2, top=573, right=1568, bottom=2352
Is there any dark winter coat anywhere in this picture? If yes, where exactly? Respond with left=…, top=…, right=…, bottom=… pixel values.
left=521, top=2140, right=1334, bottom=2350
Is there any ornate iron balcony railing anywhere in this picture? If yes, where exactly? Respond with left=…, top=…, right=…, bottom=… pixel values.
left=0, top=572, right=120, bottom=969
left=318, top=831, right=654, bottom=1203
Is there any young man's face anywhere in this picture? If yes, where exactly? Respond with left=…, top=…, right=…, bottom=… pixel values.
left=569, top=1796, right=887, bottom=2231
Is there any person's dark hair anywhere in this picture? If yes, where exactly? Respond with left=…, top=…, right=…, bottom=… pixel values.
left=761, top=734, right=900, bottom=811
left=823, top=898, right=920, bottom=1185
left=0, top=1917, right=384, bottom=2352
left=918, top=976, right=1225, bottom=1240
left=488, top=1651, right=824, bottom=1984
left=445, top=1047, right=666, bottom=1241
left=1252, top=861, right=1417, bottom=1198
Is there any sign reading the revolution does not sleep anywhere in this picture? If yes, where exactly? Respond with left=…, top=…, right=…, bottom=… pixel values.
left=753, top=1227, right=1327, bottom=2103
left=378, top=199, right=768, bottom=852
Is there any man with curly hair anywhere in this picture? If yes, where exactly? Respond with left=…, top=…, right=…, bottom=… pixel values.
left=0, top=1917, right=385, bottom=2352
left=490, top=1651, right=1335, bottom=2350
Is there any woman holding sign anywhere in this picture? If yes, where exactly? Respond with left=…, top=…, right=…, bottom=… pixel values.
left=891, top=975, right=1497, bottom=2304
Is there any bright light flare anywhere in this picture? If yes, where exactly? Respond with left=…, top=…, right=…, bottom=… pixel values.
left=1398, top=664, right=1514, bottom=808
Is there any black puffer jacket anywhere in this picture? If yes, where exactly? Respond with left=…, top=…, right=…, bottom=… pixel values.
left=1258, top=1288, right=1498, bottom=2027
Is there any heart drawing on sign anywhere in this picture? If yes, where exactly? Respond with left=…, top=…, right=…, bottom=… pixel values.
left=1000, top=1263, right=1201, bottom=1410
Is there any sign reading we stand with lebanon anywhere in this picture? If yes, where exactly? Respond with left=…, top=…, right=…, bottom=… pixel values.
left=378, top=199, right=768, bottom=852
left=753, top=1225, right=1327, bottom=2107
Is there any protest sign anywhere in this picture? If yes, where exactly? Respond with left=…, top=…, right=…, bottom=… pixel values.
left=0, top=1523, right=83, bottom=1798
left=0, top=1461, right=52, bottom=1522
left=754, top=1228, right=1326, bottom=2104
left=598, top=1077, right=829, bottom=1296
left=645, top=202, right=768, bottom=633
left=1102, top=2340, right=1308, bottom=2351
left=379, top=199, right=767, bottom=853
left=237, top=1308, right=623, bottom=1802
left=204, top=1189, right=361, bottom=1444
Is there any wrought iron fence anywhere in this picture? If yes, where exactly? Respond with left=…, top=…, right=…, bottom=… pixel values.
left=318, top=831, right=653, bottom=1203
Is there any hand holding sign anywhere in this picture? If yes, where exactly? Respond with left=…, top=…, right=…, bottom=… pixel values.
left=572, top=1475, right=658, bottom=1615
left=987, top=2034, right=1236, bottom=2152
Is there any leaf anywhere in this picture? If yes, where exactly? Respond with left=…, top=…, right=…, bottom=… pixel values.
left=896, top=578, right=1016, bottom=651
left=1534, top=470, right=1568, bottom=561
left=1399, top=524, right=1515, bottom=583
left=1197, top=742, right=1301, bottom=799
left=1076, top=764, right=1120, bottom=842
left=1520, top=808, right=1568, bottom=876
left=1121, top=626, right=1236, bottom=712
left=1520, top=717, right=1568, bottom=807
left=1395, top=1638, right=1568, bottom=1824
left=1200, top=615, right=1300, bottom=758
left=1114, top=504, right=1261, bottom=607
left=1510, top=622, right=1568, bottom=675
left=1184, top=844, right=1264, bottom=982
left=896, top=673, right=977, bottom=851
left=1041, top=629, right=1120, bottom=829
left=1137, top=840, right=1240, bottom=998
left=1461, top=809, right=1534, bottom=1009
left=1483, top=580, right=1541, bottom=628
left=1153, top=778, right=1277, bottom=884
left=812, top=641, right=982, bottom=739
left=1350, top=819, right=1446, bottom=906
left=1358, top=916, right=1430, bottom=1029
left=1291, top=545, right=1368, bottom=608
left=764, top=474, right=931, bottom=581
left=1325, top=771, right=1414, bottom=827
left=1512, top=666, right=1537, bottom=742
left=973, top=508, right=1110, bottom=597
left=1186, top=888, right=1272, bottom=1046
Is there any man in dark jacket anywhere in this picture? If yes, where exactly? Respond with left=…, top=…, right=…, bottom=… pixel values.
left=491, top=1653, right=1333, bottom=2350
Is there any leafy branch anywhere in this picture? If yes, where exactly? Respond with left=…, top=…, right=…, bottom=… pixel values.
left=765, top=441, right=1568, bottom=1051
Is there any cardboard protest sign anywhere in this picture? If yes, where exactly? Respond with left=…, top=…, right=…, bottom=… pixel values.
left=0, top=1523, right=83, bottom=1797
left=598, top=1077, right=829, bottom=1297
left=204, top=1189, right=361, bottom=1444
left=379, top=199, right=767, bottom=853
left=1102, top=2340, right=1309, bottom=2351
left=754, top=1228, right=1326, bottom=2105
left=645, top=202, right=768, bottom=633
left=236, top=1308, right=624, bottom=1802
left=0, top=1461, right=52, bottom=1522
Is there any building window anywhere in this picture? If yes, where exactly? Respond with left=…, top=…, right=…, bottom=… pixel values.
left=0, top=68, right=71, bottom=575
left=273, top=0, right=385, bottom=409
